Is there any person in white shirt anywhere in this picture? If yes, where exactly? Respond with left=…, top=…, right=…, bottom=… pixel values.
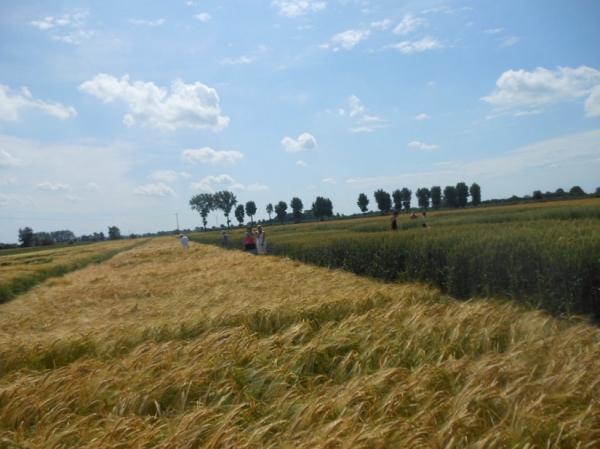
left=180, top=234, right=189, bottom=248
left=256, top=225, right=267, bottom=254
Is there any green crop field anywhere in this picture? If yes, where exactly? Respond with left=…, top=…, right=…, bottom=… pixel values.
left=191, top=198, right=600, bottom=320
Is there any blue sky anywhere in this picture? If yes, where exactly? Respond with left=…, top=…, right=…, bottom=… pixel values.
left=1, top=0, right=599, bottom=242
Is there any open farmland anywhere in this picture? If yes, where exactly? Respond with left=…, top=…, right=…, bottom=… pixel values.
left=0, top=239, right=149, bottom=304
left=1, top=237, right=600, bottom=447
left=192, top=199, right=600, bottom=320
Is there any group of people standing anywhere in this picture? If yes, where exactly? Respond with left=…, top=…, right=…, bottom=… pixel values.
left=243, top=225, right=267, bottom=255
left=180, top=225, right=267, bottom=255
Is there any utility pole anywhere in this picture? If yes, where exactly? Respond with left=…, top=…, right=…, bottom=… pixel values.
left=175, top=212, right=180, bottom=231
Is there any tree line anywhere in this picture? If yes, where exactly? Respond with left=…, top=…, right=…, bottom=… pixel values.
left=15, top=226, right=123, bottom=248
left=189, top=191, right=335, bottom=230
left=362, top=182, right=482, bottom=215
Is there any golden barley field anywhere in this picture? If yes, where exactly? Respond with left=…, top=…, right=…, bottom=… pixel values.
left=1, top=237, right=600, bottom=448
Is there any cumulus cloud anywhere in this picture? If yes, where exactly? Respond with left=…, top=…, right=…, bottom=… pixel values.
left=296, top=160, right=308, bottom=166
left=133, top=183, right=176, bottom=197
left=0, top=84, right=76, bottom=121
left=37, top=182, right=71, bottom=191
left=247, top=183, right=269, bottom=191
left=482, top=66, right=600, bottom=117
left=385, top=36, right=443, bottom=54
left=331, top=29, right=371, bottom=50
left=182, top=147, right=243, bottom=164
left=408, top=141, right=438, bottom=151
left=79, top=74, right=229, bottom=131
left=322, top=178, right=337, bottom=185
left=272, top=0, right=326, bottom=18
left=415, top=113, right=430, bottom=120
left=0, top=149, right=22, bottom=167
left=281, top=133, right=318, bottom=152
left=189, top=174, right=236, bottom=192
left=195, top=13, right=211, bottom=22
left=393, top=13, right=425, bottom=35
left=30, top=9, right=92, bottom=44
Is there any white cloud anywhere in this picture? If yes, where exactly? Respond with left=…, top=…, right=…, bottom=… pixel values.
left=348, top=95, right=365, bottom=117
left=148, top=170, right=180, bottom=182
left=322, top=178, right=337, bottom=185
left=482, top=66, right=600, bottom=116
left=247, top=183, right=269, bottom=191
left=331, top=29, right=371, bottom=50
left=0, top=149, right=22, bottom=167
left=385, top=36, right=443, bottom=54
left=30, top=9, right=92, bottom=44
left=296, top=160, right=308, bottom=166
left=65, top=194, right=83, bottom=202
left=415, top=113, right=430, bottom=120
left=194, top=13, right=211, bottom=22
left=182, top=147, right=244, bottom=164
left=219, top=56, right=256, bottom=65
left=0, top=175, right=19, bottom=186
left=189, top=174, right=236, bottom=192
left=342, top=96, right=387, bottom=133
left=0, top=84, right=77, bottom=121
left=585, top=85, right=600, bottom=117
left=87, top=183, right=100, bottom=191
left=408, top=141, right=438, bottom=151
left=281, top=133, right=318, bottom=152
left=133, top=183, right=176, bottom=197
left=272, top=0, right=326, bottom=18
left=371, top=18, right=393, bottom=30
left=37, top=182, right=71, bottom=191
left=500, top=36, right=519, bottom=47
left=129, top=19, right=166, bottom=26
left=79, top=74, right=229, bottom=131
left=393, top=13, right=425, bottom=35
left=484, top=28, right=504, bottom=35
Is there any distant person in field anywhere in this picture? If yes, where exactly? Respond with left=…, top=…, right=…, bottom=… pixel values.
left=256, top=225, right=267, bottom=254
left=244, top=226, right=257, bottom=254
left=422, top=222, right=430, bottom=229
left=180, top=234, right=189, bottom=248
left=422, top=211, right=427, bottom=218
left=410, top=212, right=418, bottom=219
left=222, top=231, right=228, bottom=246
left=391, top=211, right=399, bottom=231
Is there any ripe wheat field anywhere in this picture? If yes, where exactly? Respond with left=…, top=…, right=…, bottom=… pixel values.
left=1, top=237, right=600, bottom=447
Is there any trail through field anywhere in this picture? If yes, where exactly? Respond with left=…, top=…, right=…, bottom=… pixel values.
left=1, top=237, right=599, bottom=448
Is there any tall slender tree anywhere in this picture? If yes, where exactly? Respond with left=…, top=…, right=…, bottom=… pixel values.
left=400, top=187, right=412, bottom=213
left=290, top=197, right=304, bottom=223
left=266, top=203, right=274, bottom=225
left=245, top=201, right=257, bottom=226
left=234, top=204, right=245, bottom=226
left=456, top=182, right=470, bottom=207
left=274, top=201, right=288, bottom=224
left=430, top=186, right=442, bottom=210
left=374, top=189, right=392, bottom=215
left=189, top=193, right=215, bottom=230
left=392, top=189, right=403, bottom=212
left=357, top=193, right=369, bottom=215
left=214, top=190, right=237, bottom=228
left=416, top=187, right=431, bottom=210
left=443, top=186, right=459, bottom=208
left=469, top=183, right=481, bottom=207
